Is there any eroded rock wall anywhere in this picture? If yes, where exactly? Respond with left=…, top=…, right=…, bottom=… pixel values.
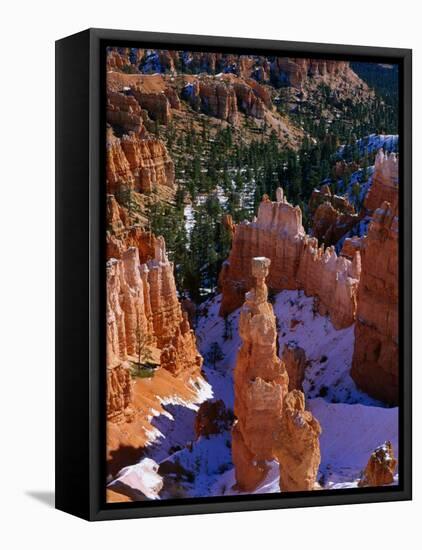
left=106, top=237, right=202, bottom=379
left=364, top=150, right=399, bottom=213
left=220, top=189, right=361, bottom=329
left=351, top=201, right=399, bottom=404
left=351, top=151, right=399, bottom=405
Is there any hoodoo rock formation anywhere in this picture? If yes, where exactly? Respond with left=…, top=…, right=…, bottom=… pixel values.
left=182, top=78, right=239, bottom=124
left=219, top=188, right=361, bottom=329
left=351, top=202, right=399, bottom=404
left=232, top=257, right=321, bottom=492
left=351, top=152, right=399, bottom=405
left=107, top=90, right=147, bottom=135
left=273, top=390, right=321, bottom=492
left=107, top=132, right=175, bottom=195
left=182, top=75, right=276, bottom=123
left=233, top=81, right=266, bottom=119
left=358, top=441, right=397, bottom=487
left=106, top=234, right=207, bottom=474
left=232, top=257, right=289, bottom=491
left=131, top=88, right=172, bottom=124
left=270, top=58, right=360, bottom=88
left=364, top=150, right=399, bottom=213
left=106, top=237, right=202, bottom=378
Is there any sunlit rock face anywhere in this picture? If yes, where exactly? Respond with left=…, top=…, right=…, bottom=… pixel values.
left=107, top=90, right=146, bottom=135
left=351, top=201, right=399, bottom=404
left=351, top=152, right=399, bottom=405
left=364, top=150, right=399, bottom=213
left=232, top=257, right=289, bottom=491
left=273, top=390, right=321, bottom=492
left=106, top=237, right=202, bottom=379
left=219, top=189, right=361, bottom=329
left=107, top=364, right=133, bottom=421
left=106, top=232, right=207, bottom=474
left=107, top=132, right=175, bottom=195
left=106, top=236, right=203, bottom=426
left=270, top=58, right=361, bottom=88
left=358, top=441, right=397, bottom=487
left=182, top=78, right=239, bottom=124
left=232, top=258, right=321, bottom=493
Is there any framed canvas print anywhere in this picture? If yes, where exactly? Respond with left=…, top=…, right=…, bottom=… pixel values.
left=55, top=28, right=412, bottom=521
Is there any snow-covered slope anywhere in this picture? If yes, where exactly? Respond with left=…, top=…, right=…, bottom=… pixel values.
left=308, top=398, right=398, bottom=488
left=337, top=133, right=399, bottom=158
left=273, top=290, right=382, bottom=406
left=114, top=290, right=398, bottom=498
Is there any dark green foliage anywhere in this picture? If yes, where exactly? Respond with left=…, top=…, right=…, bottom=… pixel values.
left=141, top=60, right=398, bottom=304
left=129, top=362, right=156, bottom=379
left=351, top=62, right=399, bottom=106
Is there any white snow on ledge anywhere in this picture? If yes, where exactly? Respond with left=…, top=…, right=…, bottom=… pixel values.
left=158, top=376, right=214, bottom=412
left=109, top=458, right=164, bottom=500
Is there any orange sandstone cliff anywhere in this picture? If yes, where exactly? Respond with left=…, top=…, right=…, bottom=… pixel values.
left=107, top=236, right=202, bottom=380
left=351, top=152, right=399, bottom=405
left=106, top=236, right=206, bottom=470
left=106, top=132, right=175, bottom=195
left=219, top=188, right=361, bottom=329
left=351, top=201, right=399, bottom=404
left=364, top=150, right=399, bottom=213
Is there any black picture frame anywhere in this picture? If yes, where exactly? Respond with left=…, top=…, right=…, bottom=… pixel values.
left=55, top=28, right=412, bottom=521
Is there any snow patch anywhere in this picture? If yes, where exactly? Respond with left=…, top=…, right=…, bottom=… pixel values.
left=308, top=398, right=398, bottom=487
left=110, top=458, right=163, bottom=500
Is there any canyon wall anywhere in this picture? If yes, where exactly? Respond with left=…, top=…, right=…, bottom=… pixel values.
left=105, top=232, right=210, bottom=486
left=270, top=58, right=357, bottom=88
left=182, top=78, right=239, bottom=123
left=232, top=257, right=320, bottom=492
left=106, top=236, right=202, bottom=376
left=351, top=201, right=399, bottom=404
left=219, top=188, right=361, bottom=329
left=106, top=236, right=203, bottom=421
left=107, top=132, right=175, bottom=195
left=364, top=150, right=399, bottom=213
left=107, top=48, right=367, bottom=96
left=351, top=152, right=399, bottom=405
left=182, top=74, right=274, bottom=123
